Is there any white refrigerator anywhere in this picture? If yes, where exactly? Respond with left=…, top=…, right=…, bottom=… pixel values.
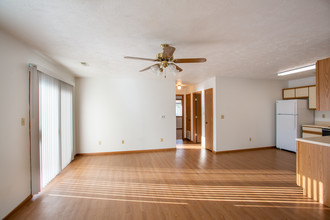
left=276, top=99, right=314, bottom=152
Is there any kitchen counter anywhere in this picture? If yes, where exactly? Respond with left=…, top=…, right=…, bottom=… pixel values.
left=302, top=124, right=330, bottom=128
left=296, top=136, right=330, bottom=147
left=296, top=137, right=330, bottom=207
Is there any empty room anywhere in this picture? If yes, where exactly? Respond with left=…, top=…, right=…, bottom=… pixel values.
left=1, top=0, right=330, bottom=219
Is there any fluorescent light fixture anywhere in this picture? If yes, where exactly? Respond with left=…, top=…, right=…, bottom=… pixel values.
left=277, top=64, right=315, bottom=76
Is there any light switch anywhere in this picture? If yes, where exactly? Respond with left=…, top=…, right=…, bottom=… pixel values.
left=221, top=115, right=224, bottom=119
left=98, top=141, right=102, bottom=145
left=21, top=118, right=25, bottom=126
left=160, top=138, right=163, bottom=142
left=122, top=140, right=125, bottom=144
left=322, top=114, right=326, bottom=118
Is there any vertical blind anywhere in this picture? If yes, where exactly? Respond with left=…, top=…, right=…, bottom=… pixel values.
left=39, top=72, right=73, bottom=189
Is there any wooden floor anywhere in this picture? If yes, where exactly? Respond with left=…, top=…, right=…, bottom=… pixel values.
left=176, top=139, right=201, bottom=149
left=8, top=148, right=330, bottom=220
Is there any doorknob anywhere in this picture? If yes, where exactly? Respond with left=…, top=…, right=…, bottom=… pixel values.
left=206, top=122, right=208, bottom=124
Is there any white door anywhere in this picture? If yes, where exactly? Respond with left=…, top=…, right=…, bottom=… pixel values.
left=276, top=115, right=297, bottom=152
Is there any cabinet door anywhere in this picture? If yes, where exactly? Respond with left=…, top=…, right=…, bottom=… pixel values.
left=316, top=57, right=330, bottom=110
left=308, top=86, right=316, bottom=109
left=283, top=88, right=295, bottom=99
left=296, top=87, right=308, bottom=98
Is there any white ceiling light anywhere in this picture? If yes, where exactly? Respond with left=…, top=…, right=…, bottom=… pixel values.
left=177, top=85, right=182, bottom=90
left=277, top=64, right=315, bottom=76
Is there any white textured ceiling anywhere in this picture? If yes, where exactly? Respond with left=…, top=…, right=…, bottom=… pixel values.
left=0, top=0, right=330, bottom=84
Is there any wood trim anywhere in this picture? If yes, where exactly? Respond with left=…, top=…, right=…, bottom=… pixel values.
left=76, top=148, right=176, bottom=156
left=212, top=146, right=275, bottom=154
left=302, top=131, right=322, bottom=135
left=316, top=60, right=320, bottom=110
left=3, top=194, right=32, bottom=220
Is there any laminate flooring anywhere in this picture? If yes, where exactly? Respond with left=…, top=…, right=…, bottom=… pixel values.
left=8, top=148, right=330, bottom=220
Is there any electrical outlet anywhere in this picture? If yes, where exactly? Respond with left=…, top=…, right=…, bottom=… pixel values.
left=98, top=141, right=102, bottom=145
left=160, top=138, right=163, bottom=142
left=322, top=114, right=326, bottom=118
left=21, top=118, right=25, bottom=126
left=221, top=115, right=224, bottom=119
left=249, top=137, right=252, bottom=142
left=122, top=140, right=125, bottom=144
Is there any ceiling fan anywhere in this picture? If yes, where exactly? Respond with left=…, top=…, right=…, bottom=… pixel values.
left=124, top=44, right=207, bottom=77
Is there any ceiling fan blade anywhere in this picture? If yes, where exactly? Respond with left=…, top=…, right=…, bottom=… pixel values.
left=162, top=46, right=176, bottom=58
left=173, top=64, right=183, bottom=72
left=124, top=56, right=157, bottom=62
left=173, top=58, right=207, bottom=63
left=139, top=64, right=158, bottom=72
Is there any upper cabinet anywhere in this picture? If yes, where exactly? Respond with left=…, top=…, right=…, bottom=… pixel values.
left=282, top=85, right=316, bottom=110
left=309, top=86, right=316, bottom=109
left=316, top=57, right=330, bottom=111
left=283, top=88, right=295, bottom=99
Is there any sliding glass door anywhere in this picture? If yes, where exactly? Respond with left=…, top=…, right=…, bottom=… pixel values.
left=39, top=72, right=73, bottom=189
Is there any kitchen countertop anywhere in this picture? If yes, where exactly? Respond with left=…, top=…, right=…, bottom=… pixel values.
left=296, top=136, right=330, bottom=147
left=302, top=124, right=330, bottom=128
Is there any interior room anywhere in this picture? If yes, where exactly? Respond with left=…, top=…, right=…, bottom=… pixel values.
left=0, top=0, right=330, bottom=219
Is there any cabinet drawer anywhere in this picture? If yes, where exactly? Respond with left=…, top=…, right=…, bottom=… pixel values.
left=302, top=132, right=322, bottom=138
left=296, top=87, right=309, bottom=98
left=302, top=127, right=322, bottom=136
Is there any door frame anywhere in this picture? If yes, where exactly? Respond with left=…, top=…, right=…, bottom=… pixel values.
left=176, top=94, right=185, bottom=139
left=204, top=88, right=213, bottom=151
left=193, top=91, right=202, bottom=143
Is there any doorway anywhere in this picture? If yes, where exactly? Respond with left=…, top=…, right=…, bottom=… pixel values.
left=205, top=88, right=213, bottom=151
left=186, top=93, right=191, bottom=140
left=193, top=92, right=202, bottom=143
left=176, top=95, right=184, bottom=140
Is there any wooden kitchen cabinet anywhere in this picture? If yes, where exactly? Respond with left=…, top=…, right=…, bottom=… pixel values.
left=295, top=87, right=309, bottom=98
left=283, top=88, right=295, bottom=99
left=308, top=86, right=316, bottom=109
left=316, top=57, right=330, bottom=111
left=282, top=85, right=316, bottom=109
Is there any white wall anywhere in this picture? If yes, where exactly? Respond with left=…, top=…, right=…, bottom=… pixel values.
left=216, top=77, right=286, bottom=152
left=76, top=77, right=176, bottom=153
left=287, top=76, right=315, bottom=88
left=0, top=30, right=75, bottom=219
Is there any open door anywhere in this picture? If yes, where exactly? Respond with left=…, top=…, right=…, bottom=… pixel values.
left=186, top=94, right=191, bottom=140
left=205, top=88, right=213, bottom=151
left=176, top=95, right=184, bottom=140
left=193, top=92, right=202, bottom=143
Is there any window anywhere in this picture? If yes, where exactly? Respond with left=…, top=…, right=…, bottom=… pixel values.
left=176, top=100, right=182, bottom=116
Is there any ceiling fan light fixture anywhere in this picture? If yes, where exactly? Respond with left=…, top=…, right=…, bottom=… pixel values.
left=151, top=64, right=160, bottom=73
left=168, top=64, right=176, bottom=72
